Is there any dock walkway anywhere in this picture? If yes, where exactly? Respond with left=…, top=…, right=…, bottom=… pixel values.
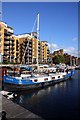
left=0, top=95, right=43, bottom=119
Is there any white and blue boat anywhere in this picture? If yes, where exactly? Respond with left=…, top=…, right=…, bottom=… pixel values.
left=3, top=68, right=74, bottom=91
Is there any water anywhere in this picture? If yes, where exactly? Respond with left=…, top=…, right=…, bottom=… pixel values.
left=13, top=70, right=80, bottom=119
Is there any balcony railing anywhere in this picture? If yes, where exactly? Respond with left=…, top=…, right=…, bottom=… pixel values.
left=4, top=43, right=10, bottom=46
left=10, top=39, right=14, bottom=42
left=4, top=53, right=9, bottom=56
left=4, top=36, right=10, bottom=40
left=10, top=47, right=14, bottom=50
left=29, top=44, right=32, bottom=47
left=10, top=42, right=14, bottom=45
left=11, top=51, right=15, bottom=54
left=7, top=28, right=14, bottom=34
left=4, top=31, right=13, bottom=36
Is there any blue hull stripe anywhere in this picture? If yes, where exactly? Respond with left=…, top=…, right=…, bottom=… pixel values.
left=4, top=76, right=34, bottom=85
left=4, top=70, right=74, bottom=85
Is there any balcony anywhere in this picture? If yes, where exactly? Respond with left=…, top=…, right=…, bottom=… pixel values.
left=16, top=46, right=19, bottom=50
left=29, top=54, right=32, bottom=57
left=16, top=45, right=19, bottom=49
left=29, top=44, right=32, bottom=47
left=4, top=36, right=10, bottom=41
left=29, top=40, right=32, bottom=44
left=4, top=30, right=13, bottom=36
left=4, top=53, right=9, bottom=56
left=4, top=42, right=10, bottom=46
left=4, top=50, right=9, bottom=53
left=4, top=46, right=9, bottom=50
left=7, top=26, right=14, bottom=34
left=28, top=47, right=32, bottom=50
left=10, top=47, right=14, bottom=50
left=11, top=51, right=15, bottom=54
left=16, top=41, right=19, bottom=44
left=10, top=41, right=14, bottom=45
left=38, top=42, right=40, bottom=45
left=38, top=53, right=40, bottom=56
left=10, top=38, right=14, bottom=42
left=38, top=46, right=40, bottom=49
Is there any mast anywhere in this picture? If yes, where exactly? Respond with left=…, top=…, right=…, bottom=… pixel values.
left=36, top=13, right=39, bottom=68
left=21, top=14, right=40, bottom=66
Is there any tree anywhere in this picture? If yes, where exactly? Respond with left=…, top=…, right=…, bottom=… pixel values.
left=53, top=55, right=64, bottom=64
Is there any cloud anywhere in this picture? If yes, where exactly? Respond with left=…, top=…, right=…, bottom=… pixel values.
left=64, top=47, right=78, bottom=57
left=64, top=47, right=75, bottom=53
left=48, top=42, right=78, bottom=57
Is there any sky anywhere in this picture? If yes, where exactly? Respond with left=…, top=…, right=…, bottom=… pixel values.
left=2, top=2, right=78, bottom=57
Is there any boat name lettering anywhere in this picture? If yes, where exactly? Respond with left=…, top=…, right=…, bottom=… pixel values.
left=6, top=78, right=14, bottom=81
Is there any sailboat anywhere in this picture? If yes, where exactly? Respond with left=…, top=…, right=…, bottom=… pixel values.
left=3, top=14, right=75, bottom=91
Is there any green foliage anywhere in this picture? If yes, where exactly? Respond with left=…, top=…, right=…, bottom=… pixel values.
left=53, top=55, right=64, bottom=64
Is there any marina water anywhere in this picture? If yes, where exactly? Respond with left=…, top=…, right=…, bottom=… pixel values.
left=13, top=70, right=80, bottom=119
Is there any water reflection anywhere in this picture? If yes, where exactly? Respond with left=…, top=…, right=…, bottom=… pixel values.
left=54, top=81, right=66, bottom=89
left=16, top=81, right=67, bottom=106
left=13, top=70, right=79, bottom=119
left=19, top=95, right=24, bottom=104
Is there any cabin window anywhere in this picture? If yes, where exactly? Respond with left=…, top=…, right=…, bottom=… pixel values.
left=52, top=77, right=55, bottom=80
left=58, top=76, right=60, bottom=78
left=34, top=79, right=38, bottom=82
left=44, top=78, right=48, bottom=81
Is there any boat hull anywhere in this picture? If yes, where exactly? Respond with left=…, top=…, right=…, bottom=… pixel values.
left=3, top=77, right=70, bottom=92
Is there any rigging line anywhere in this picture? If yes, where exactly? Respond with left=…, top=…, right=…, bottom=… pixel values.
left=22, top=38, right=29, bottom=64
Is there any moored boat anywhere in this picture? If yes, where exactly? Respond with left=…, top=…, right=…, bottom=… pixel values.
left=3, top=68, right=74, bottom=91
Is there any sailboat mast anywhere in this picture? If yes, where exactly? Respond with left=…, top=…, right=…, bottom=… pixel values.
left=36, top=13, right=39, bottom=67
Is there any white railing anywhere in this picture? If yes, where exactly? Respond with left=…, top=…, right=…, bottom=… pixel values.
left=8, top=28, right=14, bottom=33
